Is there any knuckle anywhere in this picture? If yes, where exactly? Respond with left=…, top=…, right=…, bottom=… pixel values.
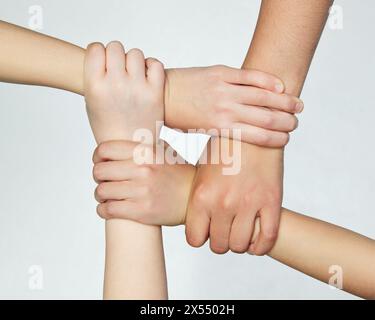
left=210, top=64, right=226, bottom=78
left=141, top=184, right=153, bottom=197
left=142, top=199, right=154, bottom=214
left=215, top=113, right=232, bottom=129
left=266, top=190, right=282, bottom=205
left=105, top=202, right=118, bottom=218
left=96, top=204, right=107, bottom=219
left=212, top=84, right=228, bottom=101
left=92, top=163, right=104, bottom=181
left=86, top=82, right=104, bottom=98
left=255, top=133, right=271, bottom=146
left=138, top=165, right=153, bottom=179
left=218, top=194, right=235, bottom=212
left=243, top=193, right=253, bottom=206
left=263, top=114, right=275, bottom=128
left=255, top=90, right=268, bottom=103
left=263, top=228, right=279, bottom=241
left=113, top=80, right=127, bottom=92
left=95, top=142, right=109, bottom=160
left=95, top=183, right=107, bottom=199
left=191, top=183, right=211, bottom=207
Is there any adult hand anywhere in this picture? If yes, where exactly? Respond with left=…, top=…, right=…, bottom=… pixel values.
left=186, top=138, right=283, bottom=255
left=164, top=66, right=302, bottom=147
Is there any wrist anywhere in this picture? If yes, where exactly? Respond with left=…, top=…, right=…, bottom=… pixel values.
left=164, top=68, right=174, bottom=127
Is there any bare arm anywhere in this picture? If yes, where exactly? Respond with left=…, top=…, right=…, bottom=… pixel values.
left=242, top=0, right=333, bottom=254
left=0, top=21, right=84, bottom=94
left=0, top=21, right=167, bottom=299
left=92, top=141, right=375, bottom=300
left=83, top=43, right=168, bottom=299
left=259, top=209, right=375, bottom=300
left=104, top=220, right=167, bottom=299
left=244, top=0, right=333, bottom=96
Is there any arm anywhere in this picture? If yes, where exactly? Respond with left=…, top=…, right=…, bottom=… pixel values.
left=244, top=0, right=333, bottom=95
left=84, top=43, right=168, bottom=299
left=0, top=20, right=300, bottom=147
left=257, top=209, right=375, bottom=300
left=0, top=19, right=167, bottom=300
left=0, top=20, right=84, bottom=94
left=185, top=0, right=332, bottom=256
left=244, top=0, right=333, bottom=254
left=92, top=141, right=375, bottom=299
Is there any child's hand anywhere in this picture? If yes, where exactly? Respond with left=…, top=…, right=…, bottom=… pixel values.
left=84, top=41, right=165, bottom=143
left=165, top=66, right=302, bottom=147
left=92, top=140, right=196, bottom=226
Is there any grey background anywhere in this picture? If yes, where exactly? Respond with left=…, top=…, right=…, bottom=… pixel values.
left=0, top=0, right=374, bottom=299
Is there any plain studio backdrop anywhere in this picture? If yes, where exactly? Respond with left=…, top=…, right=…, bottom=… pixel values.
left=0, top=0, right=374, bottom=299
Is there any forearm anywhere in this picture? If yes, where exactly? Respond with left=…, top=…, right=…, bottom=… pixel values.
left=244, top=0, right=333, bottom=96
left=104, top=220, right=167, bottom=299
left=0, top=20, right=84, bottom=95
left=269, top=209, right=375, bottom=299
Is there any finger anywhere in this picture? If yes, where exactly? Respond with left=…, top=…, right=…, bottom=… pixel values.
left=231, top=122, right=290, bottom=148
left=250, top=217, right=261, bottom=244
left=233, top=104, right=298, bottom=132
left=93, top=140, right=148, bottom=163
left=93, top=160, right=139, bottom=183
left=97, top=200, right=140, bottom=220
left=84, top=42, right=106, bottom=81
left=185, top=204, right=210, bottom=248
left=145, top=57, right=165, bottom=88
left=249, top=206, right=281, bottom=256
left=229, top=211, right=256, bottom=254
left=105, top=41, right=126, bottom=76
left=95, top=181, right=138, bottom=203
left=232, top=85, right=304, bottom=114
left=209, top=212, right=235, bottom=254
left=126, top=48, right=146, bottom=79
left=226, top=68, right=285, bottom=93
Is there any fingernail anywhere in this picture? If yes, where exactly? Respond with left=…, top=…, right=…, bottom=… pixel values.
left=275, top=82, right=284, bottom=93
left=295, top=101, right=304, bottom=113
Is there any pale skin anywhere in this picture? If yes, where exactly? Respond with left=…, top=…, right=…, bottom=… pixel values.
left=0, top=20, right=301, bottom=147
left=0, top=0, right=338, bottom=298
left=93, top=140, right=375, bottom=300
left=0, top=18, right=300, bottom=299
left=84, top=42, right=168, bottom=300
left=185, top=0, right=334, bottom=256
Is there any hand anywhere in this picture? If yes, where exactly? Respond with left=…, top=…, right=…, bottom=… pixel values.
left=185, top=138, right=283, bottom=255
left=84, top=41, right=165, bottom=143
left=91, top=139, right=266, bottom=251
left=92, top=140, right=196, bottom=226
left=164, top=66, right=302, bottom=147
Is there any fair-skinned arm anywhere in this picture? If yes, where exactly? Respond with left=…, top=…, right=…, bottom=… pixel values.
left=84, top=42, right=168, bottom=299
left=0, top=20, right=301, bottom=147
left=185, top=0, right=333, bottom=256
left=92, top=142, right=375, bottom=299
